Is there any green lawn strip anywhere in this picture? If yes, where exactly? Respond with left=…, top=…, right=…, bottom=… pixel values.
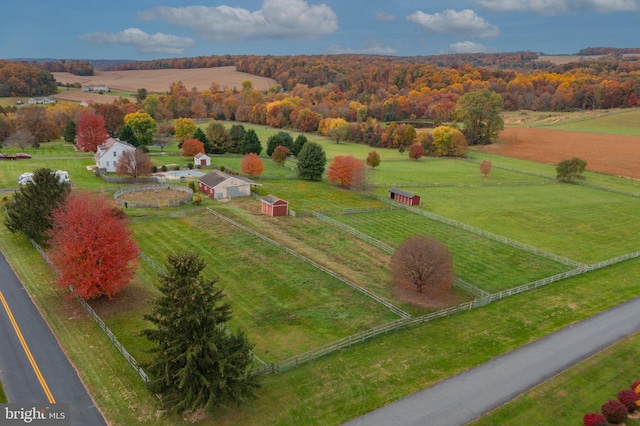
left=535, top=109, right=640, bottom=136
left=260, top=180, right=387, bottom=213
left=0, top=225, right=179, bottom=425
left=0, top=158, right=97, bottom=190
left=372, top=183, right=640, bottom=264
left=332, top=210, right=571, bottom=293
left=130, top=214, right=397, bottom=362
left=207, top=199, right=456, bottom=317
left=471, top=331, right=640, bottom=425
left=0, top=379, right=6, bottom=403
left=201, top=257, right=640, bottom=426
left=370, top=157, right=545, bottom=186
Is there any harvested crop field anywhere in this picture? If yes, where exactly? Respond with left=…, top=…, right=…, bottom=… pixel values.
left=479, top=127, right=640, bottom=179
left=52, top=66, right=278, bottom=93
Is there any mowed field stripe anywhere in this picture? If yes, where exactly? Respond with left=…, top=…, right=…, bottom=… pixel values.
left=0, top=290, right=55, bottom=403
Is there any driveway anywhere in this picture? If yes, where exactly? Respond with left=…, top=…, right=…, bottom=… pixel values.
left=345, top=297, right=640, bottom=426
left=0, top=250, right=106, bottom=425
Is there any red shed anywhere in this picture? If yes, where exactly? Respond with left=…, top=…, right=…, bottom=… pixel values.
left=389, top=188, right=421, bottom=206
left=261, top=194, right=289, bottom=217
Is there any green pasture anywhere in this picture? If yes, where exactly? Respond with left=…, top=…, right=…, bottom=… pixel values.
left=0, top=157, right=99, bottom=190
left=501, top=108, right=640, bottom=136
left=472, top=331, right=640, bottom=425
left=0, top=380, right=6, bottom=403
left=259, top=180, right=387, bottom=213
left=129, top=213, right=398, bottom=362
left=331, top=210, right=572, bottom=293
left=207, top=199, right=459, bottom=316
left=373, top=182, right=640, bottom=264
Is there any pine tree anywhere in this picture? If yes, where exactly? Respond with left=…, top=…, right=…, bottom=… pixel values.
left=297, top=142, right=326, bottom=180
left=192, top=127, right=212, bottom=154
left=63, top=119, right=76, bottom=143
left=228, top=124, right=245, bottom=154
left=240, top=129, right=262, bottom=155
left=5, top=168, right=70, bottom=246
left=118, top=124, right=138, bottom=147
left=292, top=134, right=308, bottom=157
left=142, top=253, right=259, bottom=414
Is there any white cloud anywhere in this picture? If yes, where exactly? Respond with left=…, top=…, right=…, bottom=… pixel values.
left=375, top=12, right=396, bottom=22
left=476, top=0, right=639, bottom=15
left=79, top=28, right=195, bottom=54
left=449, top=41, right=495, bottom=53
left=137, top=0, right=338, bottom=42
left=328, top=41, right=397, bottom=55
left=406, top=9, right=499, bottom=38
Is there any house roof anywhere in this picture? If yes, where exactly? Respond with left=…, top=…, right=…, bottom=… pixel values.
left=262, top=194, right=288, bottom=205
left=95, top=137, right=136, bottom=161
left=198, top=170, right=259, bottom=188
left=194, top=152, right=209, bottom=159
left=389, top=188, right=419, bottom=198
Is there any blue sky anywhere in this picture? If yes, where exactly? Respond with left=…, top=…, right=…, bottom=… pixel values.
left=2, top=0, right=639, bottom=60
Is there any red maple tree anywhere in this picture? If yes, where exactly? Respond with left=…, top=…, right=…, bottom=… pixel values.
left=408, top=143, right=424, bottom=160
left=271, top=145, right=290, bottom=166
left=76, top=111, right=109, bottom=152
left=182, top=138, right=205, bottom=157
left=240, top=153, right=264, bottom=176
left=48, top=191, right=139, bottom=300
left=327, top=155, right=364, bottom=187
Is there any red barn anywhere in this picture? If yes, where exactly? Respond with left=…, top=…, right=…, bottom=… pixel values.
left=389, top=188, right=421, bottom=206
left=261, top=194, right=289, bottom=217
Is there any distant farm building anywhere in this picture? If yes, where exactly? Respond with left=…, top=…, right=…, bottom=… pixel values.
left=94, top=137, right=136, bottom=172
left=82, top=84, right=110, bottom=93
left=261, top=195, right=289, bottom=217
left=197, top=170, right=258, bottom=200
left=80, top=100, right=96, bottom=107
left=389, top=188, right=421, bottom=206
left=28, top=97, right=56, bottom=105
left=194, top=152, right=211, bottom=167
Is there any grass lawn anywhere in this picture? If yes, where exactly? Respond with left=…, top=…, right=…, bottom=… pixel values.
left=371, top=181, right=640, bottom=264
left=0, top=379, right=6, bottom=403
left=128, top=213, right=398, bottom=363
left=471, top=331, right=640, bottom=425
left=331, top=210, right=572, bottom=293
left=0, top=157, right=99, bottom=190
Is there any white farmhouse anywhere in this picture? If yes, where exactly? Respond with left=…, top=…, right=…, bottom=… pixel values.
left=94, top=138, right=136, bottom=173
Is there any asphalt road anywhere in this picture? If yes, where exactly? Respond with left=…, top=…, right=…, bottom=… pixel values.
left=345, top=296, right=640, bottom=426
left=0, top=250, right=106, bottom=425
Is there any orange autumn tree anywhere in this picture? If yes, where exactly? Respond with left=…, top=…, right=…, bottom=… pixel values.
left=182, top=138, right=205, bottom=157
left=327, top=155, right=364, bottom=187
left=240, top=152, right=264, bottom=176
left=48, top=191, right=139, bottom=300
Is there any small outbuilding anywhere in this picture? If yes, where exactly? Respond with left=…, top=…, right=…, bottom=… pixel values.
left=197, top=170, right=258, bottom=200
left=261, top=195, right=289, bottom=217
left=389, top=188, right=421, bottom=206
left=194, top=152, right=211, bottom=167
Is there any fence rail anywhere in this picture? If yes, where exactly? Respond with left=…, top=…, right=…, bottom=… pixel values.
left=113, top=184, right=193, bottom=208
left=206, top=208, right=411, bottom=319
left=313, top=212, right=395, bottom=254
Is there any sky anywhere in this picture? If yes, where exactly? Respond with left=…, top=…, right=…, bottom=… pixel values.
left=1, top=0, right=639, bottom=60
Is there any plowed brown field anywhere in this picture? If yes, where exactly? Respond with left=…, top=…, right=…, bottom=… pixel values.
left=478, top=127, right=640, bottom=179
left=52, top=66, right=277, bottom=93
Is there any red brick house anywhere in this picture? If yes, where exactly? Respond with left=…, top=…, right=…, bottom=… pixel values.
left=261, top=195, right=289, bottom=217
left=389, top=188, right=421, bottom=206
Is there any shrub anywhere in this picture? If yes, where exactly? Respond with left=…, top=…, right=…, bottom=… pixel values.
left=631, top=380, right=640, bottom=394
left=583, top=413, right=607, bottom=426
left=173, top=165, right=180, bottom=171
left=617, top=389, right=638, bottom=412
left=187, top=162, right=194, bottom=170
left=602, top=399, right=628, bottom=424
left=161, top=165, right=168, bottom=172
left=152, top=165, right=158, bottom=173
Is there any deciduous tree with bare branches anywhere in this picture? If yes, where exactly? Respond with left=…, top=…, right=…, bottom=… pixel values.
left=391, top=236, right=454, bottom=295
left=115, top=148, right=153, bottom=178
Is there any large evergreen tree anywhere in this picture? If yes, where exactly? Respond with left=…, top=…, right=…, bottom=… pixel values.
left=142, top=253, right=259, bottom=414
left=192, top=127, right=212, bottom=154
left=118, top=124, right=138, bottom=147
left=5, top=168, right=70, bottom=246
left=291, top=134, right=308, bottom=157
left=265, top=131, right=294, bottom=156
left=240, top=129, right=262, bottom=155
left=297, top=142, right=326, bottom=180
left=63, top=119, right=76, bottom=143
left=228, top=124, right=245, bottom=154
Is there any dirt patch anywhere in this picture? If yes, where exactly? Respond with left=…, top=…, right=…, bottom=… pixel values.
left=52, top=66, right=278, bottom=93
left=479, top=127, right=640, bottom=179
left=393, top=285, right=469, bottom=310
left=88, top=279, right=156, bottom=318
left=117, top=189, right=189, bottom=204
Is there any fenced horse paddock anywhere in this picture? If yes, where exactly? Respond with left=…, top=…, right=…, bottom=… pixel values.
left=114, top=184, right=193, bottom=208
